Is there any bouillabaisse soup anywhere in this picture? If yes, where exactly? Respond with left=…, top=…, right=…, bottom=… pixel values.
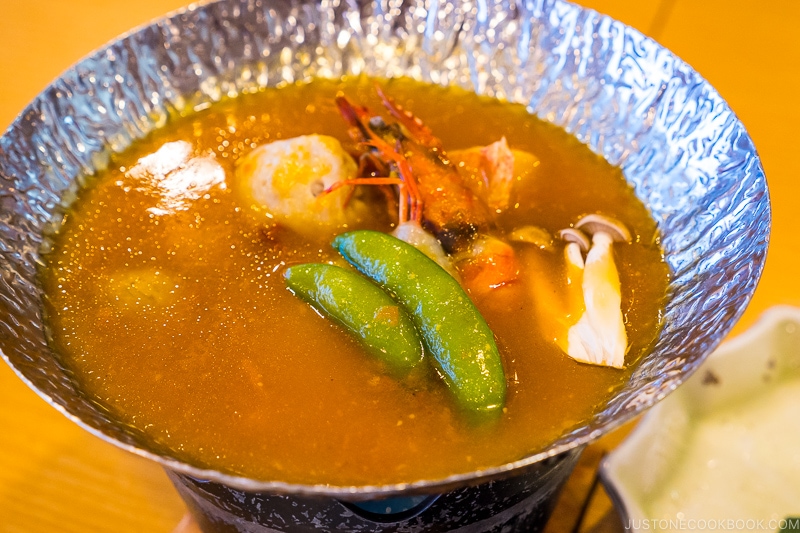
left=41, top=78, right=668, bottom=486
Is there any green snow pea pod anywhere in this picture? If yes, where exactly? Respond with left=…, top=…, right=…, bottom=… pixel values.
left=332, top=230, right=507, bottom=415
left=284, top=263, right=423, bottom=374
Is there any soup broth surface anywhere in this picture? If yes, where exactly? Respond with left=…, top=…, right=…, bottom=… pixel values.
left=42, top=78, right=668, bottom=486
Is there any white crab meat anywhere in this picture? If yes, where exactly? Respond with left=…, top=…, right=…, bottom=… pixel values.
left=235, top=135, right=358, bottom=238
left=565, top=232, right=627, bottom=368
left=392, top=221, right=459, bottom=279
left=125, top=140, right=226, bottom=216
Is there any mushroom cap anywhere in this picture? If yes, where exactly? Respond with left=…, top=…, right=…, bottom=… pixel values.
left=557, top=227, right=591, bottom=253
left=575, top=214, right=632, bottom=243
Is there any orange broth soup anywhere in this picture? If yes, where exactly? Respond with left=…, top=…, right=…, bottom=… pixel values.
left=41, top=77, right=668, bottom=486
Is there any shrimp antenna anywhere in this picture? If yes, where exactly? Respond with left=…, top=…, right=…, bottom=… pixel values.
left=335, top=95, right=372, bottom=143
left=375, top=85, right=442, bottom=151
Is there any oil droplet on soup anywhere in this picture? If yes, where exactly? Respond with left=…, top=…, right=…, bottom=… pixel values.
left=41, top=77, right=668, bottom=486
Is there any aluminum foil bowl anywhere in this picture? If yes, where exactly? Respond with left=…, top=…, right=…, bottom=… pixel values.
left=0, top=0, right=769, bottom=527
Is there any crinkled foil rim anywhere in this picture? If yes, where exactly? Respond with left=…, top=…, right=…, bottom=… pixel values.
left=0, top=0, right=770, bottom=497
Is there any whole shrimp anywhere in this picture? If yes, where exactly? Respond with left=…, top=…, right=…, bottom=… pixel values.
left=330, top=88, right=520, bottom=296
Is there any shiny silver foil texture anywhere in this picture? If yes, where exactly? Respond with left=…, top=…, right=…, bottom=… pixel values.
left=0, top=0, right=770, bottom=496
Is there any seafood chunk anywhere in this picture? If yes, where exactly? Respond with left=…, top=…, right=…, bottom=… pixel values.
left=104, top=268, right=179, bottom=311
left=235, top=135, right=358, bottom=238
left=509, top=225, right=555, bottom=251
left=481, top=138, right=515, bottom=211
left=126, top=140, right=226, bottom=216
left=454, top=235, right=520, bottom=297
left=450, top=140, right=540, bottom=212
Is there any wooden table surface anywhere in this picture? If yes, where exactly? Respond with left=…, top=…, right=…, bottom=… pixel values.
left=1, top=1, right=797, bottom=531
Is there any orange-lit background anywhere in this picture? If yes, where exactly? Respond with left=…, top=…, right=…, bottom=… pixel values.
left=0, top=1, right=797, bottom=531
